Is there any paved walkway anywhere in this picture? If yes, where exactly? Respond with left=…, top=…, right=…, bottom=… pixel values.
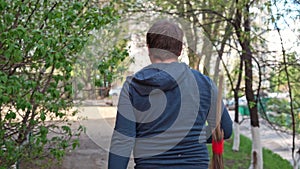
left=74, top=106, right=135, bottom=169
left=61, top=106, right=299, bottom=168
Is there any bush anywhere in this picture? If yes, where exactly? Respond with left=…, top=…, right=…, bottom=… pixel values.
left=0, top=0, right=117, bottom=167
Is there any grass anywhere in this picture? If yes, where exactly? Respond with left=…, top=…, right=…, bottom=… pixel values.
left=208, top=134, right=293, bottom=169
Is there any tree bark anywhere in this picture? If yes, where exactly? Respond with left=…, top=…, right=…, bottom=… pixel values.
left=177, top=1, right=200, bottom=70
left=232, top=122, right=240, bottom=151
left=249, top=126, right=263, bottom=169
left=234, top=0, right=262, bottom=168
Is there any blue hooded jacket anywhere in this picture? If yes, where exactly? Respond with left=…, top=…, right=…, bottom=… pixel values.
left=108, top=62, right=232, bottom=169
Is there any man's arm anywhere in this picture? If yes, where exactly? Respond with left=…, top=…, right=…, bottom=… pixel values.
left=108, top=82, right=136, bottom=169
left=108, top=111, right=136, bottom=169
left=220, top=106, right=233, bottom=139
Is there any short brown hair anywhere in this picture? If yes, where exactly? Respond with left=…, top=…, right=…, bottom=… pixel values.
left=146, top=20, right=183, bottom=60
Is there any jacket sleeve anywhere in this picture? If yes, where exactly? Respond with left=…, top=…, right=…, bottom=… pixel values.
left=206, top=79, right=232, bottom=143
left=108, top=82, right=136, bottom=169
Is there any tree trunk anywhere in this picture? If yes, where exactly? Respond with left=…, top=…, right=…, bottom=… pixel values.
left=244, top=18, right=262, bottom=169
left=203, top=41, right=213, bottom=76
left=177, top=16, right=200, bottom=70
left=232, top=122, right=240, bottom=151
left=232, top=96, right=241, bottom=151
left=188, top=48, right=201, bottom=70
left=294, top=149, right=300, bottom=169
left=276, top=26, right=298, bottom=169
left=234, top=0, right=262, bottom=168
left=232, top=58, right=243, bottom=151
left=175, top=1, right=200, bottom=70
left=244, top=25, right=262, bottom=169
left=249, top=126, right=263, bottom=169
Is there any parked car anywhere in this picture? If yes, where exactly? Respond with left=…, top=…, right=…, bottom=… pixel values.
left=109, top=87, right=122, bottom=106
left=226, top=97, right=247, bottom=110
left=109, top=87, right=122, bottom=96
left=227, top=99, right=235, bottom=110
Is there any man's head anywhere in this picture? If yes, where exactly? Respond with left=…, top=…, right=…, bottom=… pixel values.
left=146, top=20, right=183, bottom=61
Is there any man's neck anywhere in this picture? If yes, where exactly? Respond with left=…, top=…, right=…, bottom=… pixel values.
left=151, top=57, right=178, bottom=64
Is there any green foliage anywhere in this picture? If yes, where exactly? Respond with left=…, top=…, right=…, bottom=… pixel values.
left=97, top=40, right=130, bottom=93
left=73, top=21, right=133, bottom=99
left=0, top=0, right=117, bottom=167
left=267, top=98, right=290, bottom=114
left=268, top=53, right=300, bottom=128
left=265, top=98, right=300, bottom=133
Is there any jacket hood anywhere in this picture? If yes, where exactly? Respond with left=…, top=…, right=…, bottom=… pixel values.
left=130, top=62, right=189, bottom=96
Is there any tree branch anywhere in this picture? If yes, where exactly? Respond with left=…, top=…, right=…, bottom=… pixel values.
left=275, top=23, right=296, bottom=163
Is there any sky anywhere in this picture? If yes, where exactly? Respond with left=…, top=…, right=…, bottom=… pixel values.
left=268, top=0, right=300, bottom=58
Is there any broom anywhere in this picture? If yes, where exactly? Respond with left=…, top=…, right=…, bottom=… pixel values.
left=209, top=74, right=224, bottom=169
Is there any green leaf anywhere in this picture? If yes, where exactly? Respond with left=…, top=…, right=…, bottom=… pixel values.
left=1, top=95, right=9, bottom=103
left=62, top=125, right=71, bottom=135
left=72, top=139, right=80, bottom=149
left=40, top=111, right=46, bottom=121
left=249, top=101, right=256, bottom=109
left=40, top=126, right=48, bottom=135
left=5, top=111, right=16, bottom=120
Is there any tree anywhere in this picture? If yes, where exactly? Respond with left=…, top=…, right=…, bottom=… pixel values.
left=97, top=39, right=132, bottom=97
left=269, top=37, right=300, bottom=168
left=229, top=58, right=244, bottom=152
left=265, top=1, right=300, bottom=167
left=118, top=0, right=234, bottom=73
left=231, top=1, right=265, bottom=168
left=0, top=0, right=117, bottom=167
left=73, top=23, right=132, bottom=100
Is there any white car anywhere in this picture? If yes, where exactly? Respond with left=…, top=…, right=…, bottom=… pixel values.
left=226, top=97, right=248, bottom=110
left=109, top=87, right=122, bottom=96
left=109, top=87, right=122, bottom=106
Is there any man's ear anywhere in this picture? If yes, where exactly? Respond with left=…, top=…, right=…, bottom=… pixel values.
left=177, top=48, right=182, bottom=56
left=177, top=51, right=182, bottom=56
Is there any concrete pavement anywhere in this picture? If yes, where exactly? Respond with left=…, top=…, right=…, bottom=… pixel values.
left=75, top=106, right=135, bottom=169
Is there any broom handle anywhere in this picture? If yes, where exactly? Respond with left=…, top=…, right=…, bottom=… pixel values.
left=216, top=75, right=223, bottom=125
left=209, top=74, right=225, bottom=169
